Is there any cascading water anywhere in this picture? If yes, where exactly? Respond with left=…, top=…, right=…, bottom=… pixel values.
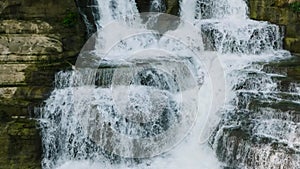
left=39, top=0, right=222, bottom=168
left=196, top=0, right=300, bottom=168
left=38, top=0, right=299, bottom=169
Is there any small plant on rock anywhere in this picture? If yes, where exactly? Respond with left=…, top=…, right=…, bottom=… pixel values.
left=63, top=10, right=78, bottom=28
left=289, top=2, right=300, bottom=13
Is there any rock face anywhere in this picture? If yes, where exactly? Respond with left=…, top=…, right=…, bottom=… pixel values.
left=249, top=0, right=300, bottom=53
left=0, top=0, right=85, bottom=168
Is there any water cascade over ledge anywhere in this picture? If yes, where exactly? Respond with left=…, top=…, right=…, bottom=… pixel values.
left=38, top=0, right=299, bottom=169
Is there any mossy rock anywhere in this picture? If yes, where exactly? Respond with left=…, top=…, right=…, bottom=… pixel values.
left=284, top=37, right=300, bottom=53
left=0, top=120, right=42, bottom=169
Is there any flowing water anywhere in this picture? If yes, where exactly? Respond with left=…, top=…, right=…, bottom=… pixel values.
left=197, top=0, right=300, bottom=169
left=38, top=0, right=300, bottom=169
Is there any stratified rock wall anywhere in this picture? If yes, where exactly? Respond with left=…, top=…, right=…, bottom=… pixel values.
left=0, top=0, right=85, bottom=168
left=249, top=0, right=300, bottom=53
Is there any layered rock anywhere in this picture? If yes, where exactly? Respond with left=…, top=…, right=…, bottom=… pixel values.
left=0, top=0, right=85, bottom=168
left=249, top=0, right=300, bottom=53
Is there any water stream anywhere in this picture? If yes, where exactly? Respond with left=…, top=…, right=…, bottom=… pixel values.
left=38, top=0, right=299, bottom=169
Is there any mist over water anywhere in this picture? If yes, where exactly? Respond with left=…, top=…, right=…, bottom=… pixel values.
left=38, top=0, right=299, bottom=169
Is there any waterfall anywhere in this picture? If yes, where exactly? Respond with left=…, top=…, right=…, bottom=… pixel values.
left=38, top=0, right=220, bottom=168
left=94, top=0, right=141, bottom=28
left=38, top=0, right=299, bottom=169
left=192, top=0, right=299, bottom=168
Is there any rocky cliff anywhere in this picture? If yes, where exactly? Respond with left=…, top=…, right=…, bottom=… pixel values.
left=0, top=0, right=85, bottom=168
left=249, top=0, right=300, bottom=53
left=1, top=0, right=299, bottom=168
left=0, top=0, right=181, bottom=168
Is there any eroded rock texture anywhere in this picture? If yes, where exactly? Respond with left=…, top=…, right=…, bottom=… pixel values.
left=0, top=0, right=86, bottom=168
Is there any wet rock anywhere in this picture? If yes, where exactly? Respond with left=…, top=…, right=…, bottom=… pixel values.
left=249, top=0, right=300, bottom=53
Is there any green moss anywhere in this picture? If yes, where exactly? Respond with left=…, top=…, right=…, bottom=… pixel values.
left=289, top=2, right=300, bottom=13
left=62, top=10, right=78, bottom=28
left=7, top=120, right=38, bottom=139
left=0, top=120, right=42, bottom=168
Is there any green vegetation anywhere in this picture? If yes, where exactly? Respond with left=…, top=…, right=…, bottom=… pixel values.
left=289, top=2, right=300, bottom=12
left=63, top=10, right=78, bottom=27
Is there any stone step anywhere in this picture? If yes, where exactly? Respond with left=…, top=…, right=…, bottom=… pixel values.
left=236, top=91, right=300, bottom=112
